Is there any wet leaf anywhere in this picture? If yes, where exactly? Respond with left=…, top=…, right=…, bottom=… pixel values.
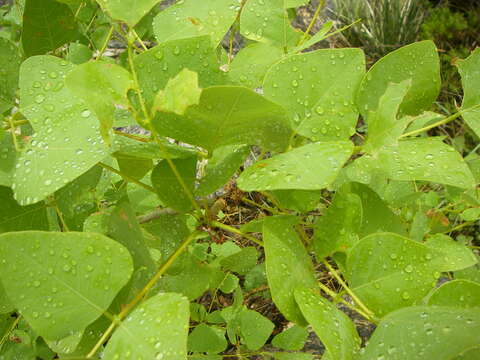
left=263, top=48, right=365, bottom=141
left=188, top=324, right=227, bottom=353
left=263, top=216, right=317, bottom=325
left=95, top=0, right=159, bottom=26
left=457, top=48, right=480, bottom=138
left=356, top=41, right=441, bottom=118
left=428, top=280, right=480, bottom=308
left=103, top=293, right=189, bottom=360
left=294, top=287, right=361, bottom=360
left=0, top=38, right=21, bottom=113
left=239, top=308, right=274, bottom=350
left=0, top=231, right=133, bottom=340
left=237, top=141, right=353, bottom=191
left=271, top=325, right=309, bottom=351
left=359, top=306, right=480, bottom=360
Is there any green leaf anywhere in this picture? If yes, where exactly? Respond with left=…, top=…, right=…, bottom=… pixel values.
left=66, top=42, right=93, bottom=65
left=0, top=135, right=17, bottom=187
left=290, top=21, right=334, bottom=53
left=346, top=138, right=476, bottom=189
left=151, top=156, right=197, bottom=212
left=0, top=231, right=133, bottom=340
left=457, top=48, right=480, bottom=138
left=15, top=56, right=108, bottom=205
left=294, top=287, right=361, bottom=360
left=428, top=280, right=480, bottom=308
left=271, top=325, right=309, bottom=351
left=356, top=41, right=441, bottom=118
left=22, top=0, right=79, bottom=56
left=220, top=247, right=258, bottom=275
left=95, top=0, right=159, bottom=27
left=359, top=306, right=480, bottom=360
left=152, top=0, right=239, bottom=46
left=152, top=86, right=292, bottom=153
left=196, top=145, right=250, bottom=197
left=424, top=234, right=478, bottom=272
left=240, top=0, right=302, bottom=49
left=0, top=38, right=21, bottom=113
left=103, top=293, right=189, bottom=360
left=363, top=80, right=411, bottom=153
left=237, top=141, right=353, bottom=191
left=188, top=324, right=227, bottom=354
left=0, top=186, right=49, bottom=234
left=133, top=36, right=226, bottom=109
left=263, top=216, right=317, bottom=325
left=153, top=69, right=202, bottom=115
left=456, top=258, right=480, bottom=284
left=263, top=48, right=365, bottom=141
left=269, top=189, right=322, bottom=212
left=229, top=42, right=284, bottom=89
left=346, top=232, right=453, bottom=317
left=219, top=273, right=239, bottom=293
left=460, top=207, right=480, bottom=221
left=273, top=353, right=314, bottom=360
left=0, top=283, right=14, bottom=314
left=239, top=308, right=274, bottom=350
left=66, top=61, right=133, bottom=143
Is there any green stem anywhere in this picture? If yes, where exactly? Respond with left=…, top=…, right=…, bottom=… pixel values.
left=97, top=25, right=114, bottom=59
left=298, top=0, right=326, bottom=46
left=86, top=231, right=202, bottom=358
left=400, top=104, right=480, bottom=138
left=6, top=116, right=20, bottom=152
left=241, top=197, right=283, bottom=215
left=211, top=220, right=264, bottom=247
left=0, top=315, right=21, bottom=351
left=132, top=29, right=148, bottom=51
left=97, top=162, right=156, bottom=193
left=322, top=260, right=376, bottom=320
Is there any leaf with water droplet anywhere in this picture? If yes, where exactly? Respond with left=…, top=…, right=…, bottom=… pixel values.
left=103, top=293, right=189, bottom=360
left=424, top=234, right=477, bottom=272
left=229, top=42, right=284, bottom=89
left=263, top=216, right=317, bottom=325
left=196, top=145, right=250, bottom=197
left=346, top=232, right=450, bottom=317
left=269, top=189, right=322, bottom=213
left=239, top=308, right=274, bottom=350
left=271, top=325, right=309, bottom=351
left=0, top=231, right=133, bottom=340
left=0, top=38, right=21, bottom=113
left=152, top=86, right=292, bottom=153
left=263, top=48, right=365, bottom=141
left=153, top=0, right=238, bottom=46
left=0, top=135, right=19, bottom=187
left=134, top=36, right=226, bottom=110
left=66, top=61, right=133, bottom=144
left=237, top=141, right=353, bottom=191
left=294, top=287, right=361, bottom=360
left=359, top=306, right=480, bottom=360
left=356, top=41, right=441, bottom=118
left=95, top=0, right=159, bottom=27
left=240, top=0, right=302, bottom=49
left=427, top=279, right=480, bottom=308
left=456, top=47, right=480, bottom=139
left=188, top=323, right=228, bottom=353
left=15, top=56, right=109, bottom=205
left=22, top=0, right=79, bottom=56
left=153, top=69, right=202, bottom=116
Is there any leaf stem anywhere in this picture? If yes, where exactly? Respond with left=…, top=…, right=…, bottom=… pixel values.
left=6, top=116, right=20, bottom=152
left=132, top=29, right=148, bottom=51
left=298, top=0, right=326, bottom=46
left=0, top=315, right=21, bottom=351
left=97, top=161, right=156, bottom=193
left=97, top=25, right=114, bottom=60
left=400, top=104, right=480, bottom=138
left=322, top=260, right=376, bottom=320
left=210, top=220, right=264, bottom=247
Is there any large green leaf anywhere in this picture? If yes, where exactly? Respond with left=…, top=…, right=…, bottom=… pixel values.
left=0, top=186, right=49, bottom=233
left=263, top=216, right=317, bottom=325
left=428, top=280, right=480, bottom=308
left=239, top=308, right=274, bottom=350
left=359, top=306, right=480, bottom=360
left=22, top=0, right=78, bottom=56
left=66, top=61, right=133, bottom=143
left=0, top=231, right=133, bottom=340
left=345, top=138, right=476, bottom=189
left=363, top=80, right=411, bottom=153
left=151, top=156, right=197, bottom=212
left=152, top=86, right=292, bottom=153
left=229, top=42, right=284, bottom=89
left=424, top=234, right=477, bottom=272
left=0, top=38, right=21, bottom=113
left=95, top=0, right=159, bottom=27
left=356, top=41, right=441, bottom=118
left=152, top=0, right=239, bottom=46
left=240, top=0, right=302, bottom=49
left=294, top=287, right=360, bottom=360
left=263, top=48, right=365, bottom=141
left=103, top=293, right=189, bottom=360
left=15, top=56, right=109, bottom=205
left=196, top=145, right=250, bottom=197
left=237, top=141, right=353, bottom=191
left=346, top=233, right=442, bottom=317
left=133, top=36, right=226, bottom=109
left=457, top=48, right=480, bottom=138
